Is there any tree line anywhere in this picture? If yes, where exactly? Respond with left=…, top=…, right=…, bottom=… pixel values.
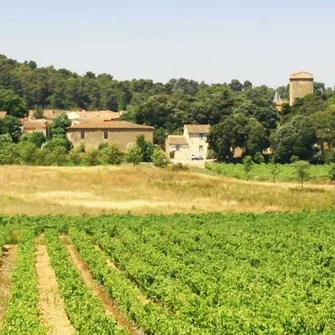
left=0, top=54, right=334, bottom=164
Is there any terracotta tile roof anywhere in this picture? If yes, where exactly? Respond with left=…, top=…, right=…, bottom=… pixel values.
left=185, top=124, right=210, bottom=134
left=0, top=111, right=7, bottom=119
left=67, top=120, right=154, bottom=130
left=167, top=135, right=189, bottom=146
left=23, top=120, right=48, bottom=130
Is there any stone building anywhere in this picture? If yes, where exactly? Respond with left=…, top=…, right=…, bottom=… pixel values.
left=166, top=124, right=210, bottom=161
left=66, top=120, right=154, bottom=150
left=22, top=119, right=49, bottom=136
left=289, top=71, right=314, bottom=106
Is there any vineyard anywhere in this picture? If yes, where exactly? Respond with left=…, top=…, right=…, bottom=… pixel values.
left=0, top=211, right=335, bottom=334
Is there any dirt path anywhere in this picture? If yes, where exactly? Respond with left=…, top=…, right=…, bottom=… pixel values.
left=36, top=244, right=75, bottom=335
left=61, top=236, right=142, bottom=335
left=0, top=245, right=17, bottom=324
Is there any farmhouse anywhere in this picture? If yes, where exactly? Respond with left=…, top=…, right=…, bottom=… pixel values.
left=66, top=120, right=154, bottom=150
left=166, top=124, right=210, bottom=160
left=22, top=119, right=49, bottom=136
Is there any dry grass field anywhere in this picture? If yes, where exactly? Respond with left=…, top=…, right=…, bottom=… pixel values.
left=0, top=165, right=334, bottom=216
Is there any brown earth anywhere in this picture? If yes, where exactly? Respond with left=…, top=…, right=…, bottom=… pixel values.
left=0, top=245, right=17, bottom=325
left=36, top=243, right=75, bottom=335
left=61, top=235, right=142, bottom=335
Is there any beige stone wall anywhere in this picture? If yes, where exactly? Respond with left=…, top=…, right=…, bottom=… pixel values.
left=290, top=79, right=314, bottom=106
left=168, top=144, right=190, bottom=160
left=184, top=127, right=209, bottom=159
left=67, top=129, right=153, bottom=150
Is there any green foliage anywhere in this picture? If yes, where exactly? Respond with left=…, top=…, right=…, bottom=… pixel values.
left=243, top=155, right=253, bottom=177
left=152, top=147, right=170, bottom=168
left=271, top=115, right=317, bottom=163
left=42, top=136, right=72, bottom=152
left=136, top=135, right=154, bottom=162
left=33, top=107, right=44, bottom=119
left=293, top=161, right=311, bottom=188
left=100, top=143, right=123, bottom=165
left=21, top=131, right=46, bottom=148
left=206, top=162, right=330, bottom=183
left=0, top=89, right=28, bottom=118
left=2, top=212, right=335, bottom=333
left=328, top=163, right=335, bottom=184
left=253, top=152, right=265, bottom=164
left=126, top=144, right=143, bottom=165
left=50, top=114, right=71, bottom=137
left=0, top=115, right=22, bottom=142
left=45, top=230, right=118, bottom=334
left=84, top=149, right=102, bottom=166
left=2, top=229, right=46, bottom=335
left=0, top=133, right=13, bottom=146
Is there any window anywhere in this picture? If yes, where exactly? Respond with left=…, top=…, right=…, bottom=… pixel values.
left=199, top=145, right=204, bottom=152
left=104, top=130, right=109, bottom=139
left=176, top=145, right=181, bottom=151
left=199, top=133, right=205, bottom=140
left=80, top=131, right=85, bottom=139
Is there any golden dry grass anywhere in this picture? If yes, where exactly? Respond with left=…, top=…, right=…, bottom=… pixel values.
left=0, top=165, right=334, bottom=216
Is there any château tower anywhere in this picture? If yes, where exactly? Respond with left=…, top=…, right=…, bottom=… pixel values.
left=289, top=71, right=314, bottom=106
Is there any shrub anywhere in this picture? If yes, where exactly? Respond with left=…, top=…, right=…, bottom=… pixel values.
left=126, top=144, right=143, bottom=166
left=253, top=152, right=265, bottom=164
left=293, top=161, right=310, bottom=188
left=171, top=163, right=189, bottom=172
left=21, top=131, right=46, bottom=148
left=42, top=136, right=73, bottom=152
left=84, top=149, right=102, bottom=166
left=136, top=135, right=154, bottom=162
left=100, top=143, right=123, bottom=165
left=152, top=147, right=169, bottom=168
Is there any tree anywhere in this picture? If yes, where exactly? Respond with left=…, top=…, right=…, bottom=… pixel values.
left=50, top=114, right=71, bottom=137
left=243, top=156, right=253, bottom=179
left=126, top=144, right=143, bottom=165
left=100, top=143, right=123, bottom=165
left=270, top=115, right=317, bottom=163
left=42, top=136, right=72, bottom=152
left=293, top=161, right=310, bottom=188
left=21, top=132, right=46, bottom=148
left=0, top=116, right=22, bottom=142
left=229, top=79, right=243, bottom=92
left=152, top=147, right=170, bottom=167
left=269, top=161, right=281, bottom=184
left=0, top=89, right=28, bottom=118
left=136, top=135, right=154, bottom=162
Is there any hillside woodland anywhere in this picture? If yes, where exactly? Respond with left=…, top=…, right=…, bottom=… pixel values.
left=0, top=54, right=334, bottom=164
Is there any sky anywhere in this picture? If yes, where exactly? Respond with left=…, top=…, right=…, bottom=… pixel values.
left=1, top=0, right=335, bottom=87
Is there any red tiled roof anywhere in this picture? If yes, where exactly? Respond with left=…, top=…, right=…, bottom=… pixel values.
left=185, top=124, right=210, bottom=134
left=167, top=135, right=189, bottom=146
left=23, top=120, right=48, bottom=130
left=67, top=120, right=154, bottom=130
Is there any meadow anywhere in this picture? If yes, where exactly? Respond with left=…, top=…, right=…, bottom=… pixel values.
left=0, top=165, right=334, bottom=215
left=1, top=212, right=335, bottom=334
left=205, top=162, right=333, bottom=183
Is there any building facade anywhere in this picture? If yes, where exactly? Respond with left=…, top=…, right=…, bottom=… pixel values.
left=289, top=71, right=314, bottom=106
left=66, top=120, right=154, bottom=150
left=166, top=124, right=210, bottom=161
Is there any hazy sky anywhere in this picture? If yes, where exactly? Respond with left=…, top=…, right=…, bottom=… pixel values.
left=1, top=0, right=335, bottom=87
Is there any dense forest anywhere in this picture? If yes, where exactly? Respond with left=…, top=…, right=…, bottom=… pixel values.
left=0, top=54, right=334, bottom=164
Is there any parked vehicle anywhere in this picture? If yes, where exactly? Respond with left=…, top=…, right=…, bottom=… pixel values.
left=191, top=153, right=204, bottom=160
